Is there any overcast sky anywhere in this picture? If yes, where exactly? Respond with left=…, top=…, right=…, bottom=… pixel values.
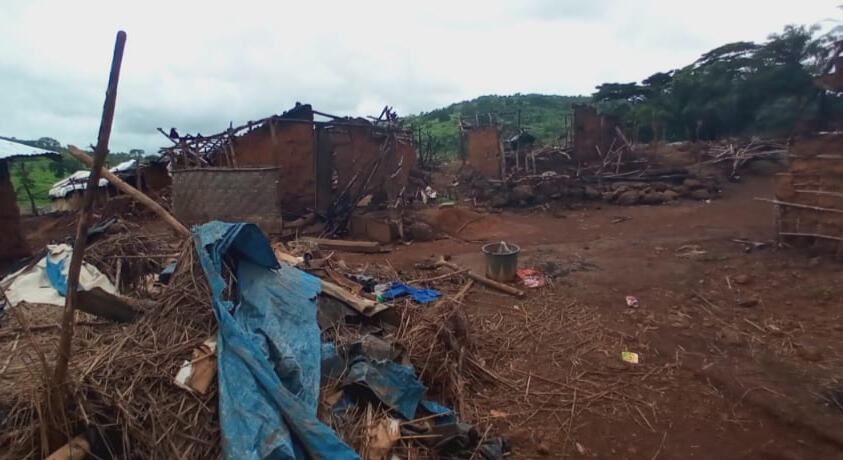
left=0, top=1, right=837, bottom=154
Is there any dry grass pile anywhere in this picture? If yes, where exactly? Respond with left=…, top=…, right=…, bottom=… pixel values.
left=1, top=239, right=220, bottom=459
left=86, top=220, right=179, bottom=296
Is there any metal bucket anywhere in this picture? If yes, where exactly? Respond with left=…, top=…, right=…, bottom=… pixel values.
left=481, top=241, right=520, bottom=282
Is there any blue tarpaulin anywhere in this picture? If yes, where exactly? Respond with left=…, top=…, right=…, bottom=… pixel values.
left=194, top=221, right=359, bottom=460
left=381, top=282, right=441, bottom=304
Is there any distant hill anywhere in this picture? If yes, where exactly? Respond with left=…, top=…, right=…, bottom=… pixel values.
left=403, top=93, right=590, bottom=157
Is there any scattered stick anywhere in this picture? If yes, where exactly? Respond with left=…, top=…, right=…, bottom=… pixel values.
left=435, top=258, right=524, bottom=298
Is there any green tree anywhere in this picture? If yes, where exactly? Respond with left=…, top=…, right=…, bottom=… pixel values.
left=15, top=161, right=39, bottom=215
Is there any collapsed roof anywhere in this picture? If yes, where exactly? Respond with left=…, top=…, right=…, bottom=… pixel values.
left=49, top=159, right=137, bottom=198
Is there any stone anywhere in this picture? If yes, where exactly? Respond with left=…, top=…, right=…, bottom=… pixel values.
left=536, top=181, right=556, bottom=197
left=511, top=184, right=534, bottom=202
left=489, top=192, right=509, bottom=208
left=641, top=191, right=667, bottom=205
left=683, top=178, right=703, bottom=189
left=663, top=189, right=680, bottom=201
left=690, top=188, right=710, bottom=200
left=617, top=190, right=641, bottom=205
left=736, top=298, right=759, bottom=308
left=408, top=221, right=435, bottom=242
left=732, top=274, right=751, bottom=285
left=584, top=186, right=602, bottom=200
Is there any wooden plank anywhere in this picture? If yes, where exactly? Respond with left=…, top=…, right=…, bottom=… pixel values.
left=299, top=237, right=386, bottom=253
left=76, top=287, right=141, bottom=323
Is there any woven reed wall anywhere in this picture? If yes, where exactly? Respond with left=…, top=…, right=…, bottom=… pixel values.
left=775, top=134, right=843, bottom=255
left=172, top=167, right=282, bottom=234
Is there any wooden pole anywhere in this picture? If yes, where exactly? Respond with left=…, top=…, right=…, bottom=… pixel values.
left=436, top=258, right=525, bottom=297
left=67, top=146, right=189, bottom=237
left=50, top=30, right=126, bottom=446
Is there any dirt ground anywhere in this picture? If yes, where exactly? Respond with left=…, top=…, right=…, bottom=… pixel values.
left=13, top=174, right=843, bottom=459
left=347, top=175, right=843, bottom=459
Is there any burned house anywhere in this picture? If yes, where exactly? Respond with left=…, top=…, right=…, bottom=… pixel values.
left=0, top=138, right=58, bottom=260
left=49, top=157, right=171, bottom=212
left=162, top=103, right=418, bottom=236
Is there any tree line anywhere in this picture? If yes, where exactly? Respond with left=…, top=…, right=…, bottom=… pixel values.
left=593, top=25, right=843, bottom=142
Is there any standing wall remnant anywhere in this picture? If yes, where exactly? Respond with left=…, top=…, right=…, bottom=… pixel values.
left=233, top=105, right=315, bottom=215
left=0, top=160, right=30, bottom=259
left=463, top=126, right=502, bottom=179
left=572, top=105, right=622, bottom=162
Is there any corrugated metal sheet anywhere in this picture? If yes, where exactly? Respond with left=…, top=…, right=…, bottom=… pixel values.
left=0, top=138, right=58, bottom=160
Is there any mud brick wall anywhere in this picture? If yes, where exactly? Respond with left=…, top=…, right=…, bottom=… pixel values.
left=572, top=105, right=621, bottom=162
left=464, top=127, right=501, bottom=179
left=332, top=125, right=417, bottom=206
left=233, top=108, right=315, bottom=215
left=142, top=163, right=171, bottom=191
left=776, top=133, right=843, bottom=253
left=172, top=167, right=282, bottom=234
left=0, top=160, right=30, bottom=259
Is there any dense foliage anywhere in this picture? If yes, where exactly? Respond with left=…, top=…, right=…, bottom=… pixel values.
left=593, top=25, right=843, bottom=142
left=4, top=136, right=147, bottom=209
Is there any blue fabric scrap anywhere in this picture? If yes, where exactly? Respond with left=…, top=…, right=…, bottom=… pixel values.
left=381, top=282, right=441, bottom=304
left=419, top=400, right=457, bottom=425
left=46, top=257, right=69, bottom=296
left=344, top=356, right=426, bottom=420
left=194, top=221, right=359, bottom=460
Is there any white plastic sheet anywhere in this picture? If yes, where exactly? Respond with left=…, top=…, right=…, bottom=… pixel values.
left=0, top=244, right=116, bottom=307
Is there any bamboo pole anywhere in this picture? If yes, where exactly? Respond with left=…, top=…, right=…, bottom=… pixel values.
left=53, top=30, right=126, bottom=386
left=755, top=197, right=843, bottom=214
left=50, top=30, right=126, bottom=448
left=67, top=146, right=189, bottom=237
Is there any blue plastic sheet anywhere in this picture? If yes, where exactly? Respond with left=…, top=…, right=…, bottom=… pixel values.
left=45, top=257, right=68, bottom=296
left=381, top=282, right=441, bottom=304
left=194, top=221, right=359, bottom=460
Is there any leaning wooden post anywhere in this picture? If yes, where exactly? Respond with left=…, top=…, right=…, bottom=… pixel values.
left=52, top=30, right=126, bottom=392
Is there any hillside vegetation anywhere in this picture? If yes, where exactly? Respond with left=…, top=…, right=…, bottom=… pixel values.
left=5, top=136, right=142, bottom=211
left=404, top=94, right=589, bottom=157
